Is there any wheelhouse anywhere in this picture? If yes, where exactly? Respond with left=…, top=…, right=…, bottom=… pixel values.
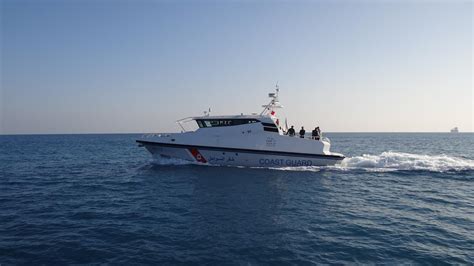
left=193, top=116, right=281, bottom=134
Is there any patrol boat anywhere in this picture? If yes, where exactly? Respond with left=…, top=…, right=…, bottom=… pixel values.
left=136, top=88, right=345, bottom=167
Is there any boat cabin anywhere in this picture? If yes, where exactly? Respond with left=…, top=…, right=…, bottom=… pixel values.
left=184, top=115, right=282, bottom=134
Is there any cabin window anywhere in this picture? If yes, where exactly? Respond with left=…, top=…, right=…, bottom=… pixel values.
left=261, top=122, right=279, bottom=133
left=262, top=122, right=277, bottom=128
left=196, top=119, right=260, bottom=128
left=263, top=127, right=279, bottom=133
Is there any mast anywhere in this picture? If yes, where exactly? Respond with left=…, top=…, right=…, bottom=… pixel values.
left=260, top=84, right=283, bottom=115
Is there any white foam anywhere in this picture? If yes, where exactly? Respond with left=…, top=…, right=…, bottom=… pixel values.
left=266, top=152, right=474, bottom=173
left=339, top=151, right=474, bottom=172
left=269, top=166, right=322, bottom=172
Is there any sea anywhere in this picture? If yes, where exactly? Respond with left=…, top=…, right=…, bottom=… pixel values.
left=1, top=133, right=473, bottom=264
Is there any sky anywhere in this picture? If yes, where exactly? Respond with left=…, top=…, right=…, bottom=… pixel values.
left=1, top=0, right=472, bottom=134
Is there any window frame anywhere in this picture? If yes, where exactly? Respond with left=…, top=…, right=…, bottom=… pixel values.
left=195, top=118, right=260, bottom=128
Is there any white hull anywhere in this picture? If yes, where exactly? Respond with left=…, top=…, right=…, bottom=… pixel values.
left=139, top=141, right=344, bottom=167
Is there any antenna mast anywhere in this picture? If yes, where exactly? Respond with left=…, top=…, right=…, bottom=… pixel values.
left=260, top=83, right=283, bottom=115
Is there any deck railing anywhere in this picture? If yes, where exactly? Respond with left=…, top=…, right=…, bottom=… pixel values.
left=284, top=133, right=330, bottom=143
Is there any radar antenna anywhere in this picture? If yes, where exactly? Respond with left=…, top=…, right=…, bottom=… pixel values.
left=260, top=84, right=283, bottom=115
left=203, top=107, right=211, bottom=116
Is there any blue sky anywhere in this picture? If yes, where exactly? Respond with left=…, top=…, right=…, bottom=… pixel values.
left=1, top=0, right=472, bottom=134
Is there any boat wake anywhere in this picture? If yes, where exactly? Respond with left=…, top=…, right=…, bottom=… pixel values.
left=275, top=151, right=474, bottom=173
left=341, top=151, right=474, bottom=172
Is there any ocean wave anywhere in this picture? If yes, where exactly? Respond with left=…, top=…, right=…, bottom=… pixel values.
left=151, top=155, right=195, bottom=166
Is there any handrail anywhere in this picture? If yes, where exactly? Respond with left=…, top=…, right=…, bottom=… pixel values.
left=284, top=134, right=330, bottom=143
left=176, top=117, right=195, bottom=123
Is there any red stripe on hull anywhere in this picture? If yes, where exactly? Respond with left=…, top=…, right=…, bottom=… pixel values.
left=188, top=148, right=207, bottom=163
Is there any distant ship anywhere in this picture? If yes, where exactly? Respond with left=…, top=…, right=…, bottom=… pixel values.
left=137, top=87, right=345, bottom=167
left=450, top=127, right=459, bottom=133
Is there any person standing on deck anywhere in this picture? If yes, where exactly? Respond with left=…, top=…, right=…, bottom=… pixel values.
left=299, top=127, right=305, bottom=138
left=312, top=127, right=319, bottom=140
left=287, top=126, right=296, bottom=136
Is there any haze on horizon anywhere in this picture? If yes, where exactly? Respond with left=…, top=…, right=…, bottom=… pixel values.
left=1, top=0, right=472, bottom=134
